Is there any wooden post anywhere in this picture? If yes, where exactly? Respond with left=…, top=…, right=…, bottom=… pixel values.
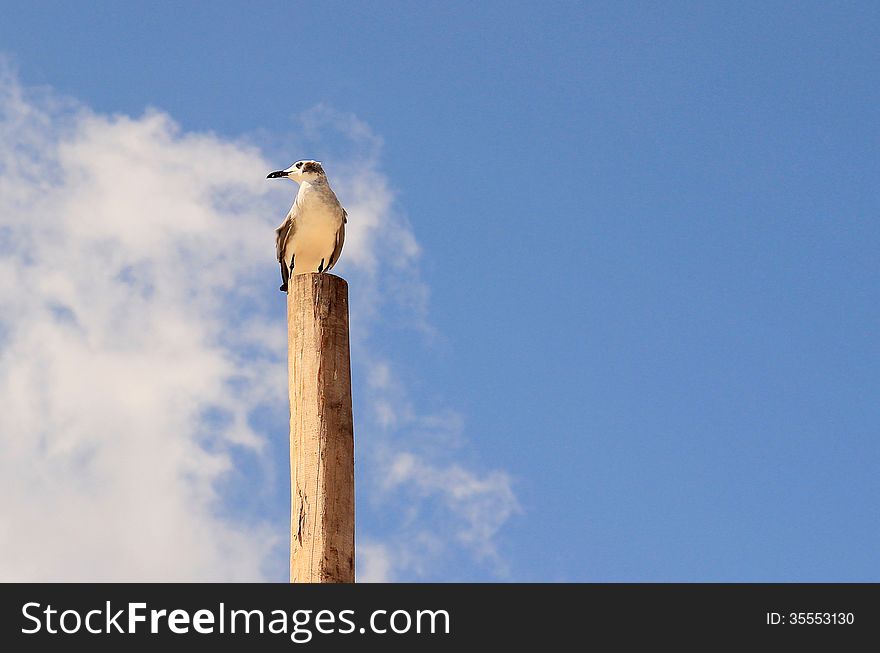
left=287, top=273, right=355, bottom=583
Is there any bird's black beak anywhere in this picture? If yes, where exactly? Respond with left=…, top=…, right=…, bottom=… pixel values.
left=267, top=170, right=287, bottom=179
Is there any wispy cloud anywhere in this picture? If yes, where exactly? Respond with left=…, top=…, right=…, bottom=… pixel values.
left=356, top=355, right=521, bottom=581
left=0, top=65, right=518, bottom=581
left=383, top=452, right=520, bottom=565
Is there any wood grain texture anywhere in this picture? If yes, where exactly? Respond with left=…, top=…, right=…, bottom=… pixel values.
left=287, top=273, right=355, bottom=583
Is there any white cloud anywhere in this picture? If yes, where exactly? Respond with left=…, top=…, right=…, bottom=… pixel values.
left=356, top=541, right=394, bottom=583
left=0, top=68, right=283, bottom=580
left=383, top=452, right=520, bottom=561
left=355, top=352, right=520, bottom=581
left=0, top=66, right=518, bottom=581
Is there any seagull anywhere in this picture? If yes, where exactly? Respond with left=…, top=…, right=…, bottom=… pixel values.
left=267, top=160, right=347, bottom=292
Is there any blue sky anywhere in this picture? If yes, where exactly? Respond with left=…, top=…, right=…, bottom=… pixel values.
left=0, top=2, right=878, bottom=581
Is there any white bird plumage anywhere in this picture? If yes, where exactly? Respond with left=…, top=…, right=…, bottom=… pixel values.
left=267, top=160, right=347, bottom=292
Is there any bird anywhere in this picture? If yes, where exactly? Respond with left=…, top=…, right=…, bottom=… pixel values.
left=267, top=160, right=347, bottom=292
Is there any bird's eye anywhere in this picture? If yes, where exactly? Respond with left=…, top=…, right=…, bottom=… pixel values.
left=296, top=162, right=303, bottom=169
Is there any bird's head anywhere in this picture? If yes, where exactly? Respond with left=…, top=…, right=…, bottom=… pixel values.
left=267, top=160, right=325, bottom=183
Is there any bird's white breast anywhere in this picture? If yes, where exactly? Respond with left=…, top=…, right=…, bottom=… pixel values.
left=286, top=183, right=343, bottom=274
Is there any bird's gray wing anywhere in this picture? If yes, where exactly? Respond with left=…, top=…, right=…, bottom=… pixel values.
left=325, top=208, right=346, bottom=272
left=275, top=212, right=296, bottom=291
